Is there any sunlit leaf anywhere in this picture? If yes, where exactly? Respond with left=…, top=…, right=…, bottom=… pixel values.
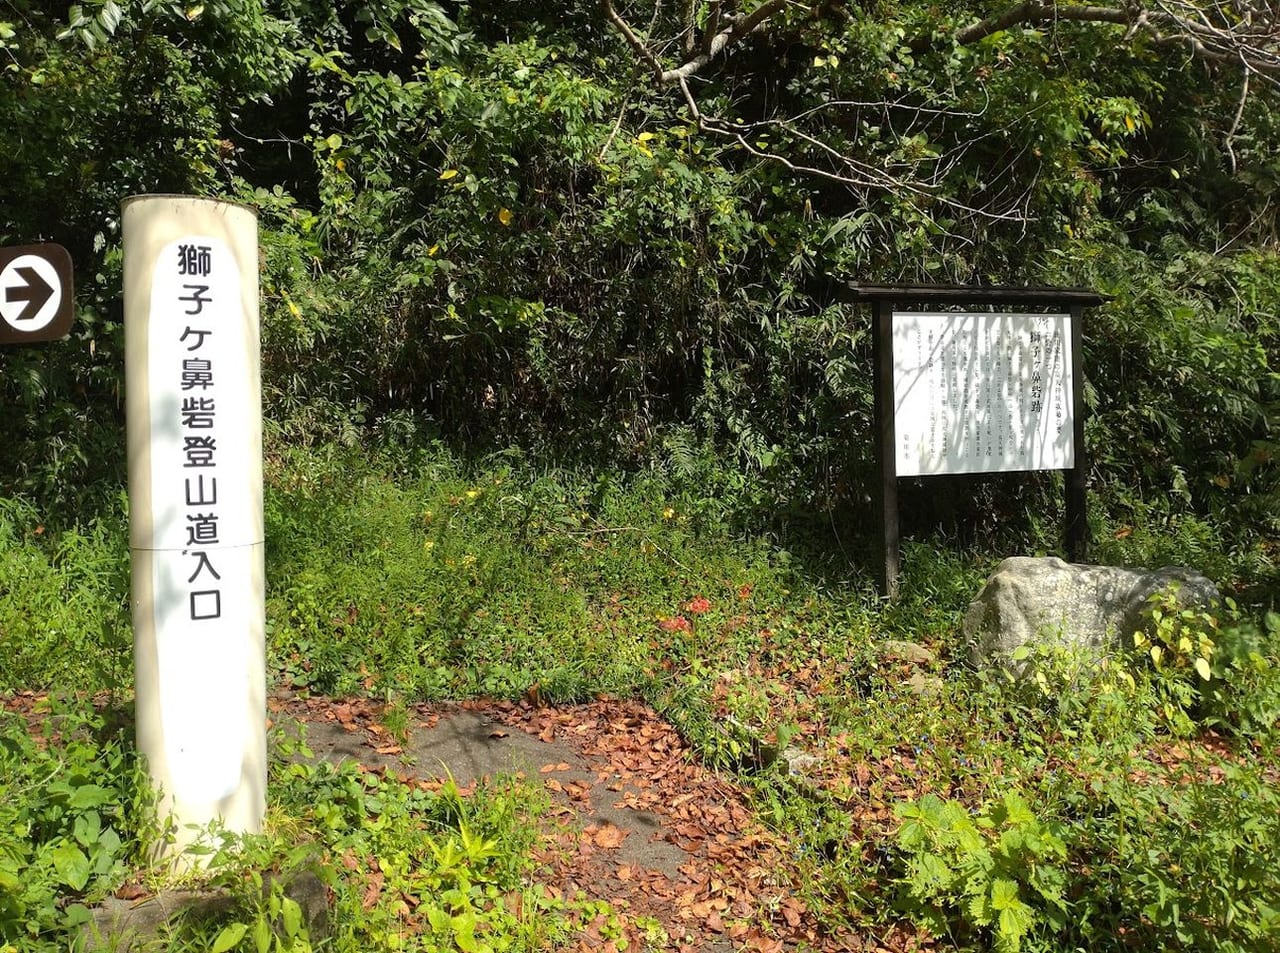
left=51, top=842, right=91, bottom=892
left=210, top=923, right=247, bottom=953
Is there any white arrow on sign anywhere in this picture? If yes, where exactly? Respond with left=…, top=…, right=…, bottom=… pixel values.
left=0, top=253, right=64, bottom=333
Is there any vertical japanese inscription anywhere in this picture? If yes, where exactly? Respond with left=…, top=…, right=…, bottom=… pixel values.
left=145, top=235, right=257, bottom=802
left=177, top=243, right=222, bottom=622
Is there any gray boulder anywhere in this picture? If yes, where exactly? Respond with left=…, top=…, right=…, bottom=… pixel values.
left=81, top=872, right=329, bottom=952
left=963, top=556, right=1219, bottom=670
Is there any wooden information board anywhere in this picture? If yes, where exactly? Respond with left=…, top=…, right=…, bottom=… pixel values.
left=842, top=284, right=1107, bottom=598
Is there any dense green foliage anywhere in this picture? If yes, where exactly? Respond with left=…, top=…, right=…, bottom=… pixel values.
left=0, top=0, right=1276, bottom=584
left=0, top=498, right=130, bottom=691
left=0, top=700, right=138, bottom=946
left=0, top=690, right=603, bottom=952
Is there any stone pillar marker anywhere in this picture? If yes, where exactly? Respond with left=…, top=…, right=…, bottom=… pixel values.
left=123, top=195, right=265, bottom=865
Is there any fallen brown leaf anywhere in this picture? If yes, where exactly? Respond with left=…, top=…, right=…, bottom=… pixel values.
left=593, top=824, right=628, bottom=849
left=362, top=870, right=384, bottom=911
left=114, top=883, right=148, bottom=901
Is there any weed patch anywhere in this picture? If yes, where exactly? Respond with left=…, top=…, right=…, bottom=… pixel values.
left=2, top=446, right=1278, bottom=950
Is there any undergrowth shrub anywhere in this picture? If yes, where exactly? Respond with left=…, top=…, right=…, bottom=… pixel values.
left=0, top=497, right=131, bottom=693
left=1063, top=761, right=1280, bottom=951
left=0, top=699, right=139, bottom=949
left=882, top=591, right=1280, bottom=953
left=263, top=446, right=804, bottom=703
left=893, top=791, right=1069, bottom=952
left=1134, top=592, right=1280, bottom=740
left=1200, top=612, right=1280, bottom=738
left=259, top=731, right=592, bottom=952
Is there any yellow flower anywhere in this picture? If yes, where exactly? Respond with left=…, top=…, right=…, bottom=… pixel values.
left=662, top=507, right=675, bottom=520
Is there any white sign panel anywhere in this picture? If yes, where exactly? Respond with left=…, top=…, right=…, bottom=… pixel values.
left=892, top=312, right=1074, bottom=476
left=146, top=237, right=257, bottom=801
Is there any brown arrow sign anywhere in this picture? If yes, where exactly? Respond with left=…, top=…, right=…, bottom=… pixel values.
left=0, top=243, right=74, bottom=344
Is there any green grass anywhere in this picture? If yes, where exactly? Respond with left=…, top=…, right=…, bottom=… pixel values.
left=0, top=696, right=612, bottom=952
left=0, top=497, right=131, bottom=694
left=262, top=444, right=815, bottom=703
left=2, top=443, right=1279, bottom=951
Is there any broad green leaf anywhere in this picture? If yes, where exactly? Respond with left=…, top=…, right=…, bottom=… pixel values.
left=73, top=811, right=101, bottom=847
left=912, top=853, right=953, bottom=891
left=51, top=841, right=91, bottom=892
left=998, top=900, right=1033, bottom=948
left=452, top=911, right=479, bottom=953
left=427, top=905, right=451, bottom=932
left=62, top=902, right=93, bottom=928
left=897, top=817, right=926, bottom=848
left=210, top=922, right=248, bottom=953
left=990, top=877, right=1019, bottom=910
left=281, top=896, right=303, bottom=938
left=253, top=915, right=271, bottom=953
left=1002, top=793, right=1035, bottom=826
left=0, top=866, right=20, bottom=893
left=954, top=824, right=984, bottom=854
left=69, top=785, right=112, bottom=810
left=968, top=890, right=991, bottom=925
left=100, top=1, right=122, bottom=33
left=1195, top=657, right=1212, bottom=680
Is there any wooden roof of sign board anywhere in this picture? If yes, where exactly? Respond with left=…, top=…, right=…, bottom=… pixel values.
left=842, top=283, right=1109, bottom=307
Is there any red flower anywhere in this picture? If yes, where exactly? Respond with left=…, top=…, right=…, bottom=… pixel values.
left=659, top=615, right=692, bottom=633
left=686, top=596, right=712, bottom=615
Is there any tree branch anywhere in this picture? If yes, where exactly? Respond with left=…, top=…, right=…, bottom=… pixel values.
left=602, top=0, right=667, bottom=81
left=908, top=0, right=1279, bottom=82
left=603, top=0, right=798, bottom=84
left=911, top=1, right=1131, bottom=52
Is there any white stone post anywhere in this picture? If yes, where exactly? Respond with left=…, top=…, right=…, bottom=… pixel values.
left=123, top=195, right=265, bottom=865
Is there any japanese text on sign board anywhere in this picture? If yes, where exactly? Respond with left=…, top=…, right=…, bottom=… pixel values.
left=146, top=235, right=257, bottom=621
left=892, top=312, right=1074, bottom=476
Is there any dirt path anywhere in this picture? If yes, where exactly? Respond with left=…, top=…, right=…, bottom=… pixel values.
left=3, top=689, right=916, bottom=951
left=271, top=692, right=872, bottom=952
